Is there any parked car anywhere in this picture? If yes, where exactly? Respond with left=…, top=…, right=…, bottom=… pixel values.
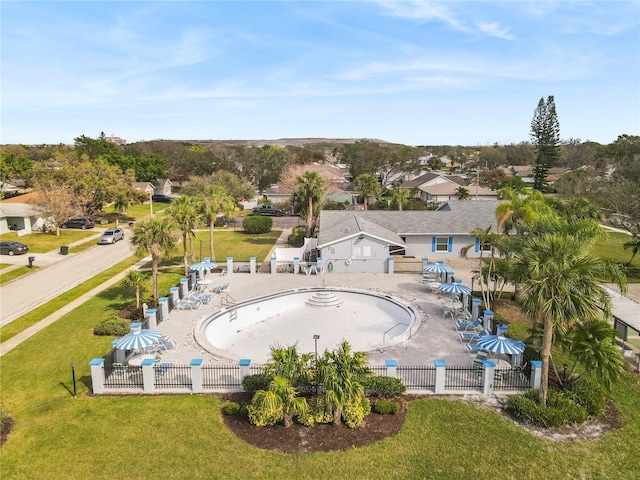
left=151, top=194, right=172, bottom=203
left=0, top=241, right=29, bottom=256
left=98, top=227, right=124, bottom=245
left=252, top=204, right=287, bottom=216
left=60, top=217, right=95, bottom=229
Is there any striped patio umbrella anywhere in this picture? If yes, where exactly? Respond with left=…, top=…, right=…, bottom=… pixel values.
left=476, top=335, right=525, bottom=355
left=422, top=262, right=454, bottom=274
left=437, top=281, right=471, bottom=296
left=190, top=260, right=218, bottom=272
left=114, top=329, right=163, bottom=351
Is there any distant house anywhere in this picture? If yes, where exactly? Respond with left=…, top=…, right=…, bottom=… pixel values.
left=0, top=193, right=46, bottom=234
left=398, top=172, right=491, bottom=202
left=133, top=182, right=155, bottom=197
left=313, top=200, right=500, bottom=273
left=105, top=134, right=126, bottom=145
left=153, top=179, right=173, bottom=196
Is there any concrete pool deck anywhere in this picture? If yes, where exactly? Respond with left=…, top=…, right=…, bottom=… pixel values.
left=153, top=267, right=480, bottom=367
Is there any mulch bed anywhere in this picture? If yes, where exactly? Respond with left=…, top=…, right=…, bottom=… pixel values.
left=221, top=393, right=407, bottom=453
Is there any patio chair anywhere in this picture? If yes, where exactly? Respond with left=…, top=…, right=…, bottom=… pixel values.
left=453, top=318, right=482, bottom=331
left=189, top=292, right=213, bottom=304
left=176, top=299, right=202, bottom=310
left=458, top=329, right=489, bottom=344
left=154, top=360, right=176, bottom=375
left=465, top=343, right=486, bottom=353
left=145, top=343, right=167, bottom=354
left=212, top=283, right=230, bottom=294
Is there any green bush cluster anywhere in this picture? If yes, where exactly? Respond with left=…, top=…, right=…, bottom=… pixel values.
left=241, top=373, right=272, bottom=394
left=342, top=398, right=371, bottom=428
left=221, top=402, right=240, bottom=416
left=363, top=376, right=406, bottom=398
left=247, top=399, right=282, bottom=427
left=567, top=377, right=607, bottom=417
left=242, top=215, right=272, bottom=234
left=94, top=317, right=130, bottom=336
left=506, top=389, right=588, bottom=428
left=287, top=227, right=306, bottom=248
left=374, top=400, right=400, bottom=415
left=296, top=396, right=333, bottom=427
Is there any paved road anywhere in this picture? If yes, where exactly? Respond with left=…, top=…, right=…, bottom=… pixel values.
left=0, top=236, right=135, bottom=326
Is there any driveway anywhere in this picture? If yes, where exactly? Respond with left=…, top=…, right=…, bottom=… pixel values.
left=0, top=235, right=135, bottom=326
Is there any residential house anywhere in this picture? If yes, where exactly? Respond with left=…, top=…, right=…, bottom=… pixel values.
left=153, top=179, right=173, bottom=196
left=105, top=134, right=126, bottom=145
left=313, top=200, right=500, bottom=273
left=0, top=193, right=46, bottom=234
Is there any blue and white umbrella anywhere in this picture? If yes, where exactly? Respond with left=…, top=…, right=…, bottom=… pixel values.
left=115, top=329, right=163, bottom=351
left=437, top=281, right=472, bottom=295
left=423, top=262, right=454, bottom=274
left=476, top=335, right=525, bottom=355
left=190, top=260, right=218, bottom=272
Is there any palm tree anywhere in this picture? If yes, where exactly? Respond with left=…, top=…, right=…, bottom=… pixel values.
left=296, top=171, right=325, bottom=237
left=354, top=174, right=381, bottom=210
left=623, top=235, right=640, bottom=266
left=495, top=187, right=553, bottom=234
left=250, top=376, right=308, bottom=427
left=167, top=196, right=201, bottom=276
left=130, top=217, right=179, bottom=300
left=456, top=186, right=470, bottom=200
left=120, top=269, right=150, bottom=308
left=201, top=186, right=236, bottom=261
left=462, top=226, right=499, bottom=310
left=568, top=319, right=626, bottom=390
left=513, top=232, right=626, bottom=407
left=264, top=344, right=314, bottom=388
left=390, top=188, right=409, bottom=211
left=316, top=341, right=372, bottom=425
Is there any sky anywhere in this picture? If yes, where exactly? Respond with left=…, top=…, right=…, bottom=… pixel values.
left=1, top=1, right=639, bottom=147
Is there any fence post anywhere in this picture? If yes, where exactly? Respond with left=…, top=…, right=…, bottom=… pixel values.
left=483, top=360, right=495, bottom=395
left=530, top=360, right=542, bottom=389
left=482, top=309, right=494, bottom=332
left=293, top=257, right=300, bottom=275
left=239, top=359, right=251, bottom=389
left=179, top=278, right=189, bottom=298
left=227, top=257, right=234, bottom=276
left=191, top=359, right=203, bottom=393
left=270, top=254, right=277, bottom=275
left=472, top=298, right=482, bottom=320
left=169, top=287, right=179, bottom=309
left=90, top=358, right=105, bottom=394
left=158, top=297, right=169, bottom=322
left=387, top=256, right=395, bottom=274
left=189, top=270, right=197, bottom=289
left=250, top=256, right=256, bottom=274
left=385, top=359, right=398, bottom=377
left=145, top=308, right=157, bottom=330
left=111, top=340, right=125, bottom=364
left=434, top=360, right=446, bottom=394
left=142, top=358, right=155, bottom=393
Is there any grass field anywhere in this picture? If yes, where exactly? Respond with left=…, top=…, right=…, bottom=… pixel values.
left=0, top=230, right=96, bottom=253
left=1, top=274, right=639, bottom=479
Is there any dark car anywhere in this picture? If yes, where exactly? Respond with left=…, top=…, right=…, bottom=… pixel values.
left=152, top=194, right=172, bottom=203
left=60, top=217, right=95, bottom=229
left=98, top=227, right=125, bottom=245
left=0, top=241, right=29, bottom=256
left=252, top=204, right=287, bottom=216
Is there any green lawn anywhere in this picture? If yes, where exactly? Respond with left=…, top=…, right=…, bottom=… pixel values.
left=0, top=265, right=39, bottom=284
left=0, top=230, right=96, bottom=253
left=594, top=232, right=640, bottom=266
left=1, top=280, right=639, bottom=479
left=158, top=229, right=283, bottom=266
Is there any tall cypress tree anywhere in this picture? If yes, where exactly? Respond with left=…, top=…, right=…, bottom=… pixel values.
left=530, top=96, right=560, bottom=191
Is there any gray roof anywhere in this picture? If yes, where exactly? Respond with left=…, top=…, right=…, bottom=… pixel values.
left=401, top=173, right=466, bottom=189
left=317, top=200, right=500, bottom=246
left=0, top=203, right=41, bottom=218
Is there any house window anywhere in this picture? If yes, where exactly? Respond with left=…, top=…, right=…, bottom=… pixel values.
left=329, top=246, right=336, bottom=255
left=362, top=246, right=371, bottom=257
left=352, top=245, right=361, bottom=257
left=435, top=237, right=449, bottom=252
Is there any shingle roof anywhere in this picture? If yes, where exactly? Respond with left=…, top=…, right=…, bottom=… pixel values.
left=317, top=200, right=500, bottom=246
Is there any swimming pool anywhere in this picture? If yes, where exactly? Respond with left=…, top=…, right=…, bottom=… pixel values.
left=195, top=287, right=420, bottom=362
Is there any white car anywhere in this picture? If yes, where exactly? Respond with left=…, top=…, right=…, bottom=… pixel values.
left=98, top=227, right=124, bottom=245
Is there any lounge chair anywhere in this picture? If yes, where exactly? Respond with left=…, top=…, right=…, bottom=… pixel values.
left=145, top=343, right=167, bottom=354
left=458, top=329, right=489, bottom=344
left=212, top=283, right=230, bottom=294
left=465, top=343, right=485, bottom=353
left=189, top=292, right=213, bottom=304
left=176, top=299, right=201, bottom=310
left=453, top=318, right=482, bottom=331
left=154, top=360, right=176, bottom=375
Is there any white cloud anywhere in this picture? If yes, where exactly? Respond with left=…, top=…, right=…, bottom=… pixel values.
left=476, top=22, right=515, bottom=40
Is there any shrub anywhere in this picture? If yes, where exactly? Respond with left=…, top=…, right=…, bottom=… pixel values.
left=247, top=401, right=282, bottom=427
left=241, top=373, right=272, bottom=394
left=287, top=227, right=305, bottom=248
left=507, top=389, right=588, bottom=428
left=567, top=377, right=607, bottom=417
left=222, top=402, right=240, bottom=416
left=546, top=390, right=588, bottom=425
left=363, top=376, right=406, bottom=398
left=94, top=317, right=130, bottom=336
left=342, top=398, right=370, bottom=428
left=374, top=400, right=400, bottom=415
left=298, top=395, right=333, bottom=426
left=242, top=215, right=272, bottom=234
